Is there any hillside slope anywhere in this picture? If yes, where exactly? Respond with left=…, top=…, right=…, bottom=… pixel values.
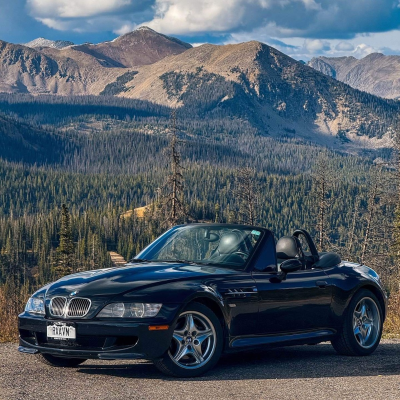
left=0, top=27, right=191, bottom=95
left=0, top=40, right=126, bottom=95
left=71, top=27, right=192, bottom=68
left=115, top=41, right=399, bottom=146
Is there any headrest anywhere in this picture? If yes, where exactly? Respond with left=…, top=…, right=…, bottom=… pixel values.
left=276, top=236, right=301, bottom=259
left=217, top=232, right=242, bottom=254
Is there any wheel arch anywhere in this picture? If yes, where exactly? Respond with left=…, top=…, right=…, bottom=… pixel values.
left=179, top=293, right=229, bottom=341
left=352, top=284, right=387, bottom=321
left=360, top=284, right=387, bottom=321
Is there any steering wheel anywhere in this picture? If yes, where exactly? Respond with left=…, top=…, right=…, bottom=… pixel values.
left=292, top=229, right=319, bottom=265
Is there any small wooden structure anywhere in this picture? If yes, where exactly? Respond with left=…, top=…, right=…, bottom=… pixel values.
left=109, top=251, right=127, bottom=267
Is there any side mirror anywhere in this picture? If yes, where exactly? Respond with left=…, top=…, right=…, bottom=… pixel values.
left=280, top=259, right=302, bottom=274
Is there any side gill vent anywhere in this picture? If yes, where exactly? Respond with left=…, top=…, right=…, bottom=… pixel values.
left=226, top=288, right=257, bottom=297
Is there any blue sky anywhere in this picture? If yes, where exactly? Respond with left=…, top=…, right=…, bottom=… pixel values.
left=2, top=0, right=400, bottom=60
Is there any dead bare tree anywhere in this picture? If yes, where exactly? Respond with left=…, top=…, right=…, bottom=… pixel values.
left=312, top=153, right=334, bottom=252
left=360, top=168, right=382, bottom=265
left=345, top=196, right=360, bottom=261
left=389, top=132, right=400, bottom=287
left=232, top=166, right=260, bottom=226
left=360, top=162, right=397, bottom=287
left=157, top=110, right=189, bottom=228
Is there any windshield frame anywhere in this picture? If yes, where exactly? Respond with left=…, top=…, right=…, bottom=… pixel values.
left=134, top=223, right=269, bottom=271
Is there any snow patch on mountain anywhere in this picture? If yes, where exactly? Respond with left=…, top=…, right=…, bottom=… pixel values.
left=24, top=38, right=74, bottom=49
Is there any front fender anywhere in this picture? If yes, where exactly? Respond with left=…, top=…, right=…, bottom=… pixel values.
left=328, top=264, right=388, bottom=327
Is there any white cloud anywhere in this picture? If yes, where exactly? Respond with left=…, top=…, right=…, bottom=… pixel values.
left=352, top=43, right=377, bottom=58
left=27, top=0, right=153, bottom=35
left=36, top=18, right=73, bottom=31
left=304, top=39, right=330, bottom=53
left=27, top=0, right=132, bottom=18
left=23, top=0, right=400, bottom=60
left=145, top=0, right=250, bottom=34
left=114, top=23, right=138, bottom=35
left=335, top=41, right=354, bottom=51
left=140, top=0, right=400, bottom=39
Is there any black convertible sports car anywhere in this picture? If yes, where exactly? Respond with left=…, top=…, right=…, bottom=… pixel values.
left=19, top=224, right=387, bottom=377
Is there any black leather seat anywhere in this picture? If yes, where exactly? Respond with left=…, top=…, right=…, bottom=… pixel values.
left=276, top=236, right=303, bottom=270
left=209, top=231, right=245, bottom=265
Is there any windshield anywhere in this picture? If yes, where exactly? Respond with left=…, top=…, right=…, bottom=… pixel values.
left=136, top=225, right=263, bottom=270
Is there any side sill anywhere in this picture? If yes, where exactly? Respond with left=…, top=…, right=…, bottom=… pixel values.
left=230, top=329, right=336, bottom=348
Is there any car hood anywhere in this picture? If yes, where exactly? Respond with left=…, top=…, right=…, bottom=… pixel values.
left=45, top=262, right=235, bottom=299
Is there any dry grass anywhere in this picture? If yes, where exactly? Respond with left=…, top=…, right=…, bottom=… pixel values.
left=120, top=205, right=151, bottom=219
left=383, top=291, right=400, bottom=338
left=0, top=284, right=30, bottom=343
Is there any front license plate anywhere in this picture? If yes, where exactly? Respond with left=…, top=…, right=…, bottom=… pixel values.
left=47, top=322, right=76, bottom=340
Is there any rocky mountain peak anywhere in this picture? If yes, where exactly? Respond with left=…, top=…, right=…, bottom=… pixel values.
left=24, top=38, right=74, bottom=49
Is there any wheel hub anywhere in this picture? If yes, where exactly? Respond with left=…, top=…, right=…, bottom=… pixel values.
left=169, top=311, right=216, bottom=370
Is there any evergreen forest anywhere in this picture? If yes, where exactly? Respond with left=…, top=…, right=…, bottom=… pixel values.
left=0, top=93, right=398, bottom=341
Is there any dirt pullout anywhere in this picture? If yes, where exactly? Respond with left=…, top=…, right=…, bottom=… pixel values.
left=1, top=340, right=400, bottom=400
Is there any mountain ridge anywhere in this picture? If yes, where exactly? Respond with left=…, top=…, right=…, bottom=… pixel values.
left=308, top=53, right=400, bottom=99
left=0, top=29, right=398, bottom=150
left=113, top=40, right=398, bottom=149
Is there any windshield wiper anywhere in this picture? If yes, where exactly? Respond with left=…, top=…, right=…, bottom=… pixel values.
left=130, top=258, right=152, bottom=263
left=162, top=259, right=203, bottom=265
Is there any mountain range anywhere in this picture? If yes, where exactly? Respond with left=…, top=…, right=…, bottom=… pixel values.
left=0, top=27, right=399, bottom=149
left=308, top=53, right=400, bottom=100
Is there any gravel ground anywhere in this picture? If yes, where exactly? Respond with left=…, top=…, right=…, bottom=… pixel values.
left=1, top=340, right=400, bottom=400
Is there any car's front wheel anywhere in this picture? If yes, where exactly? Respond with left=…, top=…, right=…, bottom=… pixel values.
left=35, top=353, right=87, bottom=368
left=331, top=289, right=383, bottom=356
left=154, top=302, right=223, bottom=377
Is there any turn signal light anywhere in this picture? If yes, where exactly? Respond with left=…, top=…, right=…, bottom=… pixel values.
left=149, top=325, right=169, bottom=331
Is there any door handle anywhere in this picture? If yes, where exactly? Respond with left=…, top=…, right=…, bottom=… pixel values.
left=316, top=280, right=328, bottom=288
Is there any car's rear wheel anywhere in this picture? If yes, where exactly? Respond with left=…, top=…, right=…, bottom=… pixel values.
left=153, top=302, right=223, bottom=377
left=35, top=353, right=87, bottom=368
left=331, top=289, right=383, bottom=356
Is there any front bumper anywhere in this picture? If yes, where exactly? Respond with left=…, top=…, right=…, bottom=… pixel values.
left=18, top=312, right=175, bottom=360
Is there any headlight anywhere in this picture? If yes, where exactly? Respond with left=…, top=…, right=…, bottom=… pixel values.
left=97, top=303, right=162, bottom=318
left=25, top=297, right=45, bottom=315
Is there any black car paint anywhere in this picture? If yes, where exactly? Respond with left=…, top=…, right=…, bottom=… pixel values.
left=18, top=224, right=387, bottom=361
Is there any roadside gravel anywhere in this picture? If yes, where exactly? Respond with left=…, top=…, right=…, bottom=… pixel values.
left=1, top=340, right=400, bottom=400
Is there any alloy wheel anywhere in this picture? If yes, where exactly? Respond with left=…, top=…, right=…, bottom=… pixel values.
left=353, top=297, right=381, bottom=349
left=169, top=311, right=216, bottom=369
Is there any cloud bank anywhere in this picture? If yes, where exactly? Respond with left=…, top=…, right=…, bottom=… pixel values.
left=19, top=0, right=400, bottom=59
left=27, top=0, right=400, bottom=38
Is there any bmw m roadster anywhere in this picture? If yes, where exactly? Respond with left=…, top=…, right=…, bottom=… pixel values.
left=19, top=224, right=387, bottom=377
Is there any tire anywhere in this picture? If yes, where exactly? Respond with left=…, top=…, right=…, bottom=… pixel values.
left=331, top=289, right=383, bottom=356
left=35, top=353, right=87, bottom=368
left=153, top=302, right=223, bottom=377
